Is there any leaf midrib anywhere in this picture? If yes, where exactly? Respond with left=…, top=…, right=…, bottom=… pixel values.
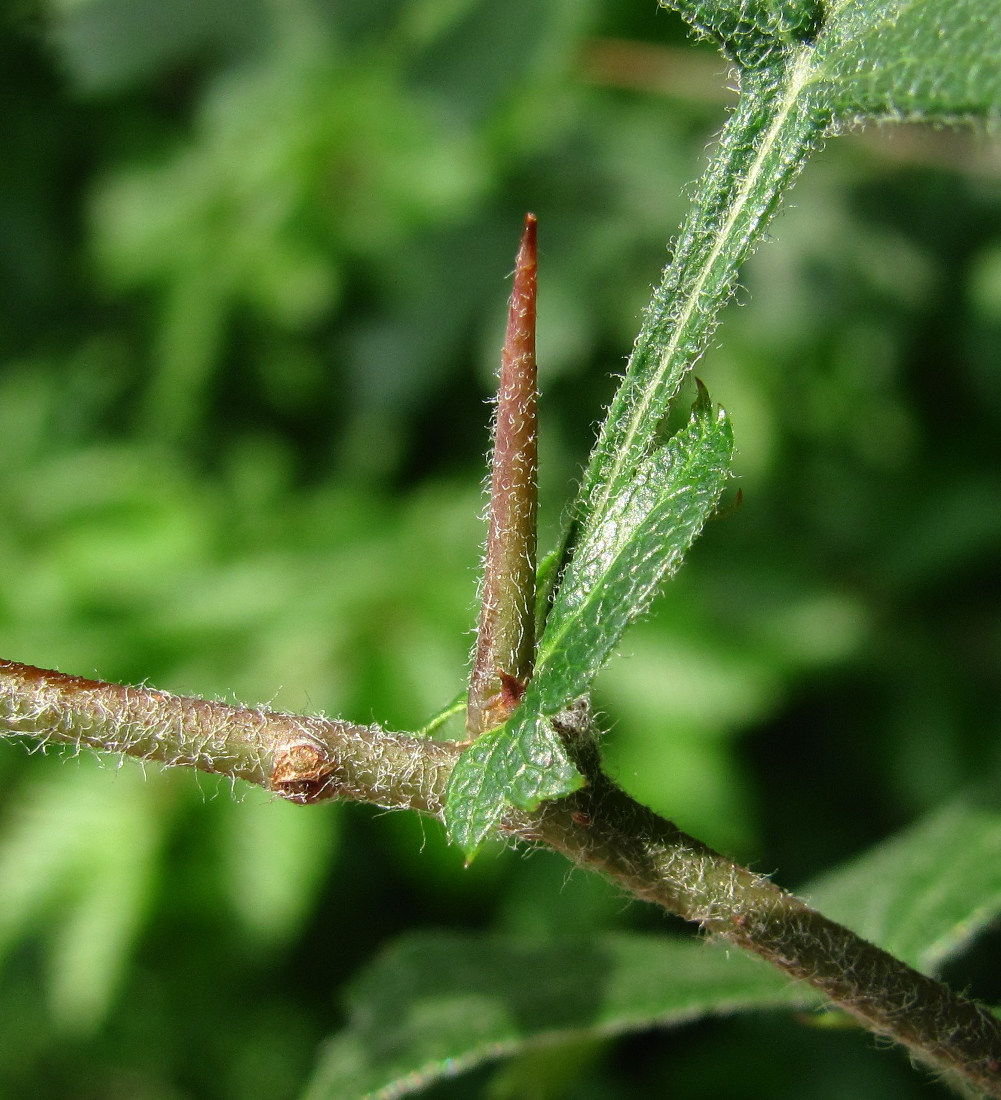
left=587, top=48, right=816, bottom=535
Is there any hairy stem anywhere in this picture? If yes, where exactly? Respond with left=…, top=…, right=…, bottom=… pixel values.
left=531, top=772, right=1001, bottom=1098
left=0, top=660, right=458, bottom=811
left=2, top=658, right=1000, bottom=1095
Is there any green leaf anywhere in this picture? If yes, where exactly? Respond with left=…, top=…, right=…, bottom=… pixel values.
left=570, top=5, right=1001, bottom=683
left=535, top=386, right=733, bottom=713
left=660, top=0, right=823, bottom=68
left=800, top=798, right=1001, bottom=974
left=574, top=82, right=817, bottom=589
left=302, top=932, right=797, bottom=1100
left=667, top=0, right=1001, bottom=122
left=807, top=0, right=1001, bottom=121
left=444, top=716, right=586, bottom=860
left=309, top=800, right=1001, bottom=1098
left=446, top=390, right=733, bottom=860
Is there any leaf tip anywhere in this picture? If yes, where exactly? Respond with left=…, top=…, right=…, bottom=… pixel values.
left=692, top=376, right=712, bottom=412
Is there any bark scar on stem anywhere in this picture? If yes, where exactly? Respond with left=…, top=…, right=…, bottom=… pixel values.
left=269, top=738, right=338, bottom=804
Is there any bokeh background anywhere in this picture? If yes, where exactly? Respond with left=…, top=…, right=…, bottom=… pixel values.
left=2, top=1, right=1001, bottom=1096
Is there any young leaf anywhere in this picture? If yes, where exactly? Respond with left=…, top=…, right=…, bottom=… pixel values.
left=576, top=77, right=820, bottom=577
left=446, top=387, right=733, bottom=859
left=445, top=715, right=586, bottom=859
left=589, top=0, right=1001, bottom=582
left=533, top=385, right=733, bottom=713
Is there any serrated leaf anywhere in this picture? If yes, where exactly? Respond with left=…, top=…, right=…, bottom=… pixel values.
left=800, top=798, right=1001, bottom=974
left=807, top=0, right=1001, bottom=121
left=534, top=390, right=733, bottom=713
left=444, top=715, right=585, bottom=859
left=302, top=932, right=798, bottom=1100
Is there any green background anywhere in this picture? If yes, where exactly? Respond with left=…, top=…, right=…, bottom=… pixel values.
left=2, top=0, right=1000, bottom=1095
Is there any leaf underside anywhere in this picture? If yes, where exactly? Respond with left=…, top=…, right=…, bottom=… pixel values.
left=304, top=932, right=797, bottom=1100
left=810, top=0, right=1001, bottom=121
left=307, top=799, right=1001, bottom=1100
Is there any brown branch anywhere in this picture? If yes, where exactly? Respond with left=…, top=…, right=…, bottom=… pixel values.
left=2, top=657, right=1001, bottom=1096
left=530, top=772, right=1001, bottom=1097
left=0, top=659, right=458, bottom=812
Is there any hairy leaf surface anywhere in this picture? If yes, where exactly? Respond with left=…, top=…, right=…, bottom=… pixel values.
left=660, top=0, right=823, bottom=67
left=534, top=388, right=733, bottom=711
left=663, top=0, right=1001, bottom=122
left=808, top=0, right=1001, bottom=121
left=444, top=716, right=585, bottom=859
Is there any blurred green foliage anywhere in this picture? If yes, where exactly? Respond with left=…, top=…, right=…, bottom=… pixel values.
left=1, top=0, right=1000, bottom=1096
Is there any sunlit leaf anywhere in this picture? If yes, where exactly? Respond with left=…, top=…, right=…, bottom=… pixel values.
left=444, top=714, right=585, bottom=859
left=534, top=386, right=733, bottom=711
left=808, top=0, right=1001, bottom=121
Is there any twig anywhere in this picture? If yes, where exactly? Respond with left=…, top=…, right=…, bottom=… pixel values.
left=0, top=659, right=457, bottom=811
left=2, top=657, right=1000, bottom=1096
